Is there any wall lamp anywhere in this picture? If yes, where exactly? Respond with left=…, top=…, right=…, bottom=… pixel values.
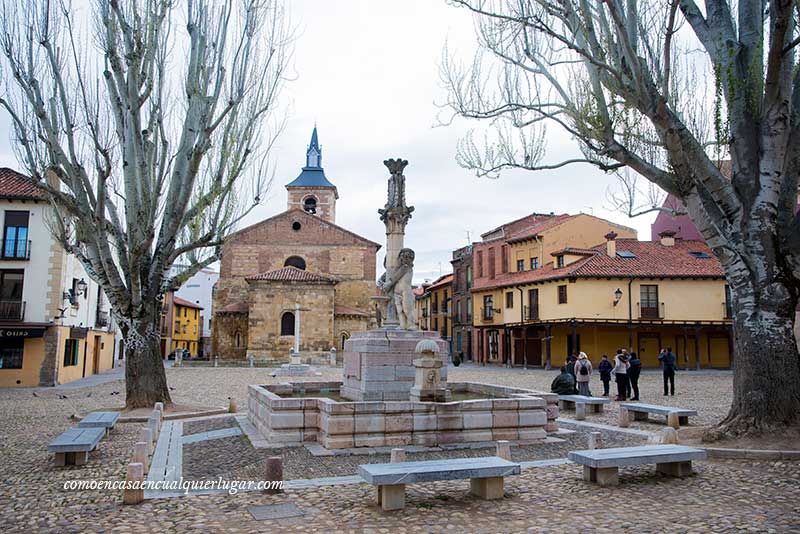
left=613, top=288, right=623, bottom=306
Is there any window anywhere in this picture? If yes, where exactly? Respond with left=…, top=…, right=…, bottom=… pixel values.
left=501, top=245, right=508, bottom=274
left=689, top=251, right=712, bottom=259
left=0, top=338, right=23, bottom=369
left=640, top=284, right=659, bottom=318
left=183, top=307, right=187, bottom=317
left=443, top=291, right=448, bottom=313
left=182, top=324, right=187, bottom=334
left=530, top=257, right=538, bottom=270
left=483, top=295, right=494, bottom=320
left=433, top=318, right=438, bottom=331
left=517, top=259, right=525, bottom=272
left=292, top=221, right=302, bottom=231
left=456, top=300, right=462, bottom=322
left=558, top=285, right=567, bottom=304
left=340, top=332, right=350, bottom=350
left=284, top=256, right=306, bottom=270
left=280, top=311, right=295, bottom=336
left=234, top=330, right=243, bottom=348
left=194, top=309, right=198, bottom=319
left=488, top=248, right=496, bottom=279
left=174, top=321, right=180, bottom=334
left=505, top=291, right=513, bottom=308
left=556, top=255, right=565, bottom=268
left=456, top=332, right=462, bottom=352
left=617, top=250, right=637, bottom=259
left=0, top=270, right=23, bottom=320
left=303, top=196, right=317, bottom=214
left=466, top=265, right=472, bottom=288
left=63, top=339, right=79, bottom=367
left=466, top=297, right=472, bottom=319
left=3, top=211, right=29, bottom=259
left=476, top=252, right=483, bottom=277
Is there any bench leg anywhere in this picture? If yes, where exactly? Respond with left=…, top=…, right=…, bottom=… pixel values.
left=657, top=461, right=692, bottom=478
left=470, top=477, right=505, bottom=500
left=594, top=404, right=603, bottom=413
left=633, top=411, right=648, bottom=421
left=678, top=416, right=689, bottom=426
left=559, top=400, right=572, bottom=411
left=74, top=451, right=88, bottom=466
left=378, top=484, right=405, bottom=511
left=584, top=466, right=618, bottom=486
left=54, top=453, right=66, bottom=467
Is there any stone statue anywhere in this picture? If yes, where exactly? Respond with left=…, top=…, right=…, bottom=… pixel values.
left=376, top=158, right=417, bottom=329
left=378, top=248, right=417, bottom=329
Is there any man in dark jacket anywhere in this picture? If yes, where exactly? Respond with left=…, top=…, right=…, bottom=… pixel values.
left=551, top=366, right=577, bottom=395
left=597, top=354, right=613, bottom=396
left=658, top=347, right=677, bottom=395
left=627, top=352, right=642, bottom=400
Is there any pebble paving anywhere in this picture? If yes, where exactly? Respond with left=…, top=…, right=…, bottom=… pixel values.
left=1, top=366, right=797, bottom=533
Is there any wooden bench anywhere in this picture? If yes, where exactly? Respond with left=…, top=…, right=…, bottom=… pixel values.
left=568, top=444, right=707, bottom=486
left=77, top=411, right=120, bottom=434
left=620, top=403, right=697, bottom=426
left=359, top=456, right=521, bottom=511
left=558, top=395, right=611, bottom=413
left=47, top=427, right=105, bottom=466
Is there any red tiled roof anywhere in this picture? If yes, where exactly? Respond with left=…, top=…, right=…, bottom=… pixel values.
left=506, top=215, right=573, bottom=242
left=551, top=247, right=598, bottom=257
left=219, top=301, right=248, bottom=313
left=480, top=212, right=560, bottom=239
left=426, top=273, right=453, bottom=291
left=472, top=239, right=724, bottom=291
left=245, top=266, right=336, bottom=283
left=334, top=305, right=368, bottom=317
left=0, top=168, right=44, bottom=200
left=173, top=296, right=203, bottom=309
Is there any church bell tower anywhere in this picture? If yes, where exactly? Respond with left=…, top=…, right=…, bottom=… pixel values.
left=286, top=127, right=338, bottom=223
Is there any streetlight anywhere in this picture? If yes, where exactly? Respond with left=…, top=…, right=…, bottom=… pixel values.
left=76, top=278, right=88, bottom=296
left=613, top=288, right=623, bottom=306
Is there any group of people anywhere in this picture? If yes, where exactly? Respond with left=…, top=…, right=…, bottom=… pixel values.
left=550, top=347, right=679, bottom=401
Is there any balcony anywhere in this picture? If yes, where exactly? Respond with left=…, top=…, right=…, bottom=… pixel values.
left=523, top=305, right=540, bottom=321
left=480, top=307, right=494, bottom=322
left=0, top=300, right=25, bottom=321
left=637, top=301, right=665, bottom=320
left=1, top=239, right=31, bottom=260
left=96, top=310, right=109, bottom=328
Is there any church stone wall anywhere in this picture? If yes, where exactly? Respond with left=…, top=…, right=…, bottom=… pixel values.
left=212, top=313, right=248, bottom=360
left=287, top=187, right=337, bottom=223
left=246, top=280, right=336, bottom=361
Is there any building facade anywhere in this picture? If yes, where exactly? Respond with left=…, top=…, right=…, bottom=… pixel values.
left=212, top=128, right=380, bottom=361
left=0, top=168, right=116, bottom=387
left=414, top=273, right=453, bottom=345
left=450, top=245, right=473, bottom=361
left=173, top=267, right=218, bottom=357
left=159, top=293, right=203, bottom=357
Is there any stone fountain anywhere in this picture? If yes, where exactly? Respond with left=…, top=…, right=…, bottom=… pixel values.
left=247, top=159, right=559, bottom=449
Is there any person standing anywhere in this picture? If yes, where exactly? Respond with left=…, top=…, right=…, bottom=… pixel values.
left=598, top=354, right=613, bottom=396
left=574, top=352, right=593, bottom=396
left=627, top=351, right=641, bottom=400
left=659, top=347, right=677, bottom=395
left=613, top=350, right=629, bottom=401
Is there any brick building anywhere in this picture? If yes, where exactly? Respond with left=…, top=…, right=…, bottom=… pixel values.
left=211, top=128, right=380, bottom=361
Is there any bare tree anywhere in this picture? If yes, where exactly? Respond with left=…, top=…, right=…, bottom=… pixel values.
left=0, top=0, right=291, bottom=408
left=442, top=0, right=800, bottom=438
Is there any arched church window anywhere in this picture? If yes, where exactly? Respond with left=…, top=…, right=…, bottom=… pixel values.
left=340, top=331, right=350, bottom=350
left=280, top=312, right=295, bottom=336
left=284, top=256, right=306, bottom=270
left=303, top=196, right=317, bottom=214
left=234, top=331, right=243, bottom=348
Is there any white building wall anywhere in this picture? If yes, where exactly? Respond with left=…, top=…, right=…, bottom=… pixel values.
left=174, top=267, right=219, bottom=336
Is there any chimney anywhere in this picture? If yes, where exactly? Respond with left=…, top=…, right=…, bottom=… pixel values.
left=604, top=231, right=618, bottom=257
left=659, top=229, right=676, bottom=247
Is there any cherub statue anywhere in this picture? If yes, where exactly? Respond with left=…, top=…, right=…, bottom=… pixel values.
left=378, top=248, right=418, bottom=330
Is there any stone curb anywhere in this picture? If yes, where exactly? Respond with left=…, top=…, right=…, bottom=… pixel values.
left=703, top=447, right=800, bottom=461
left=116, top=409, right=228, bottom=423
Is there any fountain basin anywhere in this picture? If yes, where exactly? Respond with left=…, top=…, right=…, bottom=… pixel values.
left=248, top=381, right=559, bottom=449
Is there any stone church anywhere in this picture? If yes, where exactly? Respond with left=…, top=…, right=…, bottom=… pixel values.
left=212, top=128, right=380, bottom=361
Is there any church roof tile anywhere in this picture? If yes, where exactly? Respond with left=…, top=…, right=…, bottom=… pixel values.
left=245, top=266, right=337, bottom=284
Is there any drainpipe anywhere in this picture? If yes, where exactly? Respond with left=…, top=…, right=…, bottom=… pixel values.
left=627, top=278, right=634, bottom=348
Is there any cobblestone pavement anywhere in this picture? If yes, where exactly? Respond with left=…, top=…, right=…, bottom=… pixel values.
left=183, top=415, right=238, bottom=436
left=3, top=366, right=797, bottom=533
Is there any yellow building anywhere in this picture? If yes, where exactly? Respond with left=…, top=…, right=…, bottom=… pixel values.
left=160, top=293, right=203, bottom=357
left=414, top=274, right=453, bottom=341
left=469, top=213, right=637, bottom=364
left=472, top=232, right=732, bottom=369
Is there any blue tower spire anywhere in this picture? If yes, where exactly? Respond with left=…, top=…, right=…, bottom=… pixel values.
left=306, top=126, right=321, bottom=168
left=286, top=126, right=337, bottom=192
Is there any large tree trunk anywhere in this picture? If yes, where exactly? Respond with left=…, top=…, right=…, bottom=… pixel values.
left=710, top=278, right=800, bottom=439
left=124, top=309, right=171, bottom=409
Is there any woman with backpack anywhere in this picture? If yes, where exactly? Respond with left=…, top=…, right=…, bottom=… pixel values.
left=574, top=352, right=593, bottom=396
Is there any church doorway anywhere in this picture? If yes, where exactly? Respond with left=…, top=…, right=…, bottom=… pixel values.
left=280, top=312, right=295, bottom=336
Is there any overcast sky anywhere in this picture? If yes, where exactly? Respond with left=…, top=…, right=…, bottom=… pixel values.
left=0, top=0, right=659, bottom=284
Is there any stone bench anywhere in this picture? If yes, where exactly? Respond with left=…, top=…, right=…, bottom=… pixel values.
left=77, top=411, right=120, bottom=434
left=47, top=427, right=105, bottom=466
left=358, top=456, right=521, bottom=511
left=568, top=444, right=707, bottom=486
left=620, top=403, right=697, bottom=426
left=558, top=395, right=611, bottom=413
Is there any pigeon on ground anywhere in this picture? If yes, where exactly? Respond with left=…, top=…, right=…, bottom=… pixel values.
left=57, top=394, right=67, bottom=399
left=32, top=392, right=38, bottom=397
left=86, top=392, right=92, bottom=398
